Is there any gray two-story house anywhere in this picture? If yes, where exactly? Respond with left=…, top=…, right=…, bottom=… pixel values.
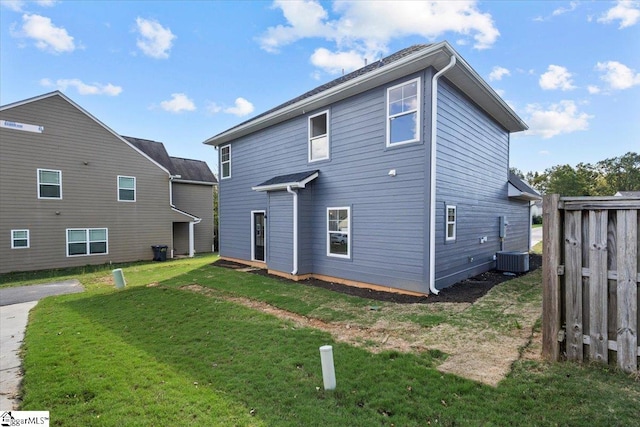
left=0, top=91, right=214, bottom=274
left=204, top=42, right=539, bottom=295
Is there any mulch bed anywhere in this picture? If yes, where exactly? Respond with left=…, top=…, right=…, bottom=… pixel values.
left=212, top=254, right=542, bottom=305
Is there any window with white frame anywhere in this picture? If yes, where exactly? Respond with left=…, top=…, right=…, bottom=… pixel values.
left=309, top=111, right=329, bottom=162
left=327, top=207, right=350, bottom=258
left=11, top=230, right=29, bottom=249
left=67, top=228, right=108, bottom=256
left=37, top=169, right=62, bottom=199
left=118, top=176, right=136, bottom=201
left=446, top=205, right=457, bottom=241
left=387, top=78, right=421, bottom=146
left=220, top=145, right=231, bottom=179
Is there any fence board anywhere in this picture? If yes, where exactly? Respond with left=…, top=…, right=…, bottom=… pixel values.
left=564, top=210, right=583, bottom=361
left=542, top=194, right=561, bottom=361
left=616, top=209, right=638, bottom=372
left=588, top=210, right=609, bottom=363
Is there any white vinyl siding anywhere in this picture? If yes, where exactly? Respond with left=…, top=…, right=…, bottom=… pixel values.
left=386, top=78, right=421, bottom=146
left=37, top=168, right=62, bottom=199
left=220, top=145, right=231, bottom=179
left=446, top=205, right=457, bottom=241
left=67, top=228, right=108, bottom=257
left=118, top=176, right=136, bottom=201
left=308, top=110, right=329, bottom=162
left=327, top=207, right=350, bottom=258
left=11, top=229, right=29, bottom=249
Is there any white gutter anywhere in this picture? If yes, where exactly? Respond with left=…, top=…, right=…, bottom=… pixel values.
left=286, top=185, right=299, bottom=275
left=429, top=55, right=457, bottom=296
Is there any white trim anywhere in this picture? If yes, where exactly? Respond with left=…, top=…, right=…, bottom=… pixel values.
left=327, top=206, right=351, bottom=259
left=308, top=110, right=330, bottom=162
left=386, top=77, right=421, bottom=147
left=66, top=228, right=108, bottom=257
left=446, top=205, right=457, bottom=241
left=11, top=229, right=30, bottom=249
left=117, top=175, right=136, bottom=202
left=37, top=168, right=62, bottom=199
left=220, top=144, right=231, bottom=179
left=251, top=210, right=266, bottom=262
left=252, top=171, right=319, bottom=192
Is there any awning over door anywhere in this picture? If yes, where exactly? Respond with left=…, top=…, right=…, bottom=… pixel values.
left=252, top=170, right=319, bottom=192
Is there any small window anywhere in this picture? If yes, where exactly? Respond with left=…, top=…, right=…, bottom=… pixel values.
left=220, top=145, right=231, bottom=179
left=387, top=78, right=421, bottom=146
left=446, top=205, right=457, bottom=241
left=118, top=176, right=136, bottom=201
left=327, top=207, right=350, bottom=258
left=309, top=111, right=329, bottom=162
left=67, top=228, right=108, bottom=257
left=38, top=169, right=62, bottom=199
left=11, top=229, right=29, bottom=249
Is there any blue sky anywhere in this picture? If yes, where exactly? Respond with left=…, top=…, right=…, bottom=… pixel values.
left=1, top=0, right=639, bottom=176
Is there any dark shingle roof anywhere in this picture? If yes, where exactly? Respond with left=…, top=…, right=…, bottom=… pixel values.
left=123, top=136, right=216, bottom=184
left=256, top=170, right=319, bottom=188
left=508, top=172, right=540, bottom=197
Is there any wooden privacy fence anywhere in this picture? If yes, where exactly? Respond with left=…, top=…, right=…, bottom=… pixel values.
left=542, top=195, right=639, bottom=373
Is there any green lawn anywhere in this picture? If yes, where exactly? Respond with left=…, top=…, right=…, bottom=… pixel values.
left=6, top=254, right=639, bottom=426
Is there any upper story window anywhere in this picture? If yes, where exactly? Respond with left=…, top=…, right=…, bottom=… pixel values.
left=11, top=229, right=29, bottom=249
left=309, top=111, right=329, bottom=162
left=38, top=169, right=62, bottom=199
left=327, top=207, right=350, bottom=259
left=118, top=176, right=136, bottom=202
left=220, top=145, right=231, bottom=179
left=387, top=78, right=421, bottom=146
left=446, top=205, right=457, bottom=241
left=67, top=228, right=108, bottom=257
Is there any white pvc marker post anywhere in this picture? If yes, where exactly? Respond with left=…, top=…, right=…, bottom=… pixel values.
left=319, top=345, right=336, bottom=390
left=112, top=268, right=126, bottom=289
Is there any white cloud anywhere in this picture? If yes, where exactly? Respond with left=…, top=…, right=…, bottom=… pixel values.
left=525, top=100, right=593, bottom=139
left=539, top=65, right=576, bottom=91
left=258, top=0, right=500, bottom=74
left=2, top=1, right=25, bottom=11
left=310, top=48, right=364, bottom=74
left=206, top=102, right=222, bottom=114
left=11, top=13, right=75, bottom=53
left=224, top=97, right=254, bottom=116
left=552, top=1, right=579, bottom=16
left=489, top=66, right=510, bottom=81
left=40, top=78, right=122, bottom=96
left=596, top=60, right=640, bottom=90
left=587, top=85, right=601, bottom=94
left=160, top=93, right=196, bottom=113
left=539, top=150, right=550, bottom=155
left=135, top=17, right=175, bottom=59
left=598, top=0, right=640, bottom=29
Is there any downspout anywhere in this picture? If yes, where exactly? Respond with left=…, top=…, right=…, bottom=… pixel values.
left=429, top=55, right=456, bottom=295
left=286, top=185, right=299, bottom=275
left=189, top=218, right=202, bottom=257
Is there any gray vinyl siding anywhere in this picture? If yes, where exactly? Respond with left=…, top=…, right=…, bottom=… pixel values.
left=267, top=191, right=293, bottom=273
left=172, top=182, right=215, bottom=253
left=173, top=222, right=189, bottom=255
left=434, top=79, right=529, bottom=288
left=0, top=94, right=183, bottom=273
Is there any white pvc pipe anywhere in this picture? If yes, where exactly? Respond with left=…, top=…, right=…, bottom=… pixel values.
left=429, top=55, right=457, bottom=296
left=286, top=185, right=298, bottom=275
left=319, top=345, right=336, bottom=390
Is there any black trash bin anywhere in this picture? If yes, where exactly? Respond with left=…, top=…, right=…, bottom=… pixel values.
left=151, top=245, right=168, bottom=261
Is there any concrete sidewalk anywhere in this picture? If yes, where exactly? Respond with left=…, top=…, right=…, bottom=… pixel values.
left=0, top=280, right=84, bottom=410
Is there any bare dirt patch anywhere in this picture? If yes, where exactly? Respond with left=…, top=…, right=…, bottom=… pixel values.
left=180, top=255, right=542, bottom=386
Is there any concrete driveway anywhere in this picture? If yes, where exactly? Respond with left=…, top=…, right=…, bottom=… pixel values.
left=531, top=226, right=543, bottom=248
left=0, top=280, right=84, bottom=410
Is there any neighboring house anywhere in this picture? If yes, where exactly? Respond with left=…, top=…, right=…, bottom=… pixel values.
left=123, top=136, right=217, bottom=255
left=614, top=191, right=640, bottom=197
left=0, top=91, right=207, bottom=274
left=204, top=41, right=540, bottom=295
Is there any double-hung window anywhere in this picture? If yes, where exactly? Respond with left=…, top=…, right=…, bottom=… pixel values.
left=309, top=111, right=329, bottom=162
left=11, top=230, right=29, bottom=249
left=118, top=176, right=136, bottom=201
left=327, top=207, right=350, bottom=258
left=38, top=169, right=62, bottom=199
left=446, top=205, right=457, bottom=241
left=387, top=78, right=421, bottom=146
left=67, top=228, right=108, bottom=256
left=220, top=145, right=231, bottom=179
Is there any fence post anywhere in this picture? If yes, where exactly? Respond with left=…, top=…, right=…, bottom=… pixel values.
left=616, top=209, right=638, bottom=373
left=542, top=194, right=561, bottom=361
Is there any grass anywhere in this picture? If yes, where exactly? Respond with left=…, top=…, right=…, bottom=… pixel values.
left=6, top=252, right=640, bottom=426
